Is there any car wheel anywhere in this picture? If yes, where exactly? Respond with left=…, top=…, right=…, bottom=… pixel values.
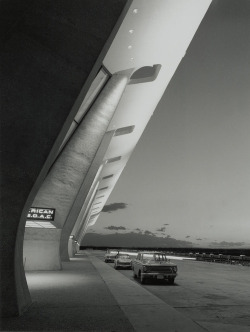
left=139, top=271, right=145, bottom=284
left=133, top=270, right=137, bottom=278
left=104, top=259, right=107, bottom=263
left=168, top=277, right=175, bottom=285
left=140, top=275, right=145, bottom=284
left=114, top=264, right=118, bottom=269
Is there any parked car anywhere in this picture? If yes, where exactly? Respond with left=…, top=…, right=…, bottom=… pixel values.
left=132, top=252, right=177, bottom=284
left=114, top=253, right=132, bottom=269
left=104, top=249, right=119, bottom=263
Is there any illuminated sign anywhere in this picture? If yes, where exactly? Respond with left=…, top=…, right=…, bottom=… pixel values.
left=27, top=207, right=55, bottom=221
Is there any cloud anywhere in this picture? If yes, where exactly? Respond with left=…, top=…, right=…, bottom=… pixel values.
left=209, top=241, right=245, bottom=247
left=156, top=227, right=166, bottom=232
left=134, top=228, right=143, bottom=234
left=185, top=236, right=190, bottom=238
left=144, top=230, right=156, bottom=237
left=102, top=202, right=128, bottom=213
left=196, top=238, right=202, bottom=241
left=163, top=223, right=169, bottom=226
left=104, top=225, right=127, bottom=231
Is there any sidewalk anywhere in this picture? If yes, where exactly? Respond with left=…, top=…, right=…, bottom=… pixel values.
left=2, top=251, right=207, bottom=331
left=2, top=253, right=133, bottom=331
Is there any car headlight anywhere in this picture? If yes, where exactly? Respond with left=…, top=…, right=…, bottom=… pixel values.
left=172, top=266, right=177, bottom=272
left=143, top=265, right=148, bottom=272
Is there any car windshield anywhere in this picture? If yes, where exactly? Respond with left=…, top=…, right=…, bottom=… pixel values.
left=142, top=253, right=169, bottom=262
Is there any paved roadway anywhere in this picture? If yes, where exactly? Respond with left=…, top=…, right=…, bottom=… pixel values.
left=93, top=250, right=250, bottom=332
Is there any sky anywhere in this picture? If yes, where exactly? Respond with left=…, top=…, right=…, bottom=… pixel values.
left=86, top=0, right=250, bottom=249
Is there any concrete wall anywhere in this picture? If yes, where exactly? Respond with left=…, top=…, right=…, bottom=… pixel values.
left=24, top=229, right=61, bottom=271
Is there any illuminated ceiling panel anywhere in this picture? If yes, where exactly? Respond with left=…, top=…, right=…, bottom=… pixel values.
left=25, top=221, right=56, bottom=229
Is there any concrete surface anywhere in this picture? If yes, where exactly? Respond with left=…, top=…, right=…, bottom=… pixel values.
left=1, top=253, right=134, bottom=331
left=23, top=228, right=61, bottom=271
left=2, top=250, right=250, bottom=331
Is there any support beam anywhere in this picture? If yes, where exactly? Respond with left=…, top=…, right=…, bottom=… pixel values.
left=24, top=70, right=133, bottom=270
left=60, top=131, right=115, bottom=261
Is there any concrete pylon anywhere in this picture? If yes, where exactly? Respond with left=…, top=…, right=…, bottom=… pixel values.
left=60, top=130, right=115, bottom=262
left=23, top=69, right=134, bottom=270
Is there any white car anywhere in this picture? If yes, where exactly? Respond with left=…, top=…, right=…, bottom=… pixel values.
left=114, top=253, right=132, bottom=269
left=132, top=252, right=177, bottom=284
left=104, top=249, right=119, bottom=263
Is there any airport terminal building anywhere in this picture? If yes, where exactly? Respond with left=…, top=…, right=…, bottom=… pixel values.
left=1, top=0, right=217, bottom=320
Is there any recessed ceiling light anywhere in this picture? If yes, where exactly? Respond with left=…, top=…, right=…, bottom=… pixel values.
left=133, top=8, right=138, bottom=14
left=128, top=45, right=132, bottom=49
left=129, top=29, right=134, bottom=34
left=130, top=57, right=134, bottom=61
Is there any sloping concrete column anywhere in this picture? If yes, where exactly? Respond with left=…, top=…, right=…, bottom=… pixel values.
left=60, top=131, right=115, bottom=262
left=24, top=69, right=133, bottom=270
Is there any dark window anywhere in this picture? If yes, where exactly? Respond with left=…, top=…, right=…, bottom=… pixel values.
left=114, top=125, right=135, bottom=136
left=102, top=174, right=114, bottom=180
left=98, top=186, right=108, bottom=191
left=106, top=156, right=121, bottom=164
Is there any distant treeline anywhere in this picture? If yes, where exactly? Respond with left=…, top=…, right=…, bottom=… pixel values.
left=80, top=246, right=250, bottom=256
